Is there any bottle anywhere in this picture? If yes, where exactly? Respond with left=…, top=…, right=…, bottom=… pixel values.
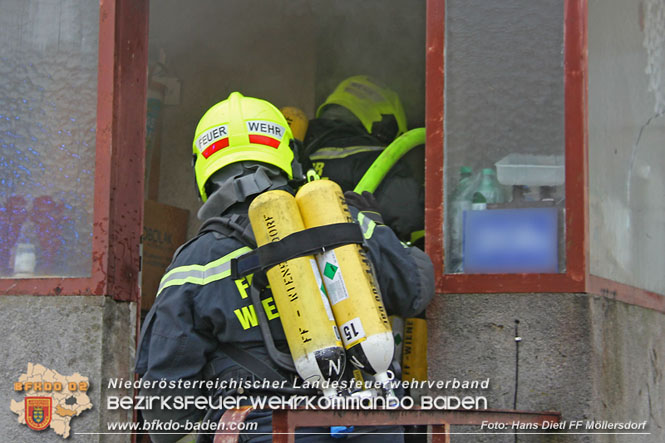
left=471, top=191, right=487, bottom=210
left=474, top=168, right=505, bottom=205
left=449, top=166, right=474, bottom=272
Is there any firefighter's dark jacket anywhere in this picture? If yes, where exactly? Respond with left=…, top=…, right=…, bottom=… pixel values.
left=135, top=197, right=434, bottom=440
left=304, top=118, right=424, bottom=241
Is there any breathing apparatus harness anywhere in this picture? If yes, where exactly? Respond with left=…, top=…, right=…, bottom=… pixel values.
left=175, top=208, right=364, bottom=386
left=181, top=211, right=363, bottom=440
left=194, top=127, right=426, bottom=378
left=189, top=128, right=427, bottom=438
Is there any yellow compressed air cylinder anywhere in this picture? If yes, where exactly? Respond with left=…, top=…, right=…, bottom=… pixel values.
left=248, top=190, right=345, bottom=393
left=295, top=180, right=394, bottom=385
left=280, top=107, right=309, bottom=142
left=402, top=318, right=428, bottom=383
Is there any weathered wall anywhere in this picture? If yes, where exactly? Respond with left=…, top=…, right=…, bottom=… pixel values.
left=428, top=293, right=665, bottom=442
left=1, top=296, right=135, bottom=442
left=589, top=296, right=665, bottom=443
left=588, top=0, right=665, bottom=294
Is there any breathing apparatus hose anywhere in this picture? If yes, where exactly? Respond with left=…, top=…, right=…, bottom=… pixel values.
left=249, top=281, right=297, bottom=373
left=353, top=128, right=426, bottom=194
left=352, top=127, right=427, bottom=389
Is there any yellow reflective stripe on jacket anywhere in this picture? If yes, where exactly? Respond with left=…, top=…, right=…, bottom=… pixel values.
left=156, top=246, right=252, bottom=297
left=310, top=145, right=384, bottom=160
left=356, top=212, right=377, bottom=240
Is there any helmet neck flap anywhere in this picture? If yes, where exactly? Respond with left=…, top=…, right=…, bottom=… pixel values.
left=197, top=161, right=288, bottom=221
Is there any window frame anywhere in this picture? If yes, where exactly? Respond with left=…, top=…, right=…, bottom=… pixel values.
left=424, top=0, right=589, bottom=294
left=0, top=0, right=149, bottom=301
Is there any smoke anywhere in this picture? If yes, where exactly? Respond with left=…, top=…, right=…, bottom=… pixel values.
left=311, top=0, right=426, bottom=127
left=148, top=0, right=427, bottom=238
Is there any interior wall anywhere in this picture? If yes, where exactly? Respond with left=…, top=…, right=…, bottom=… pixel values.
left=311, top=0, right=427, bottom=129
left=148, top=0, right=427, bottom=238
left=588, top=0, right=665, bottom=294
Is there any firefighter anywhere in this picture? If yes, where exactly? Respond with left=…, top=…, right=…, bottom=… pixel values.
left=304, top=75, right=425, bottom=245
left=135, top=92, right=434, bottom=442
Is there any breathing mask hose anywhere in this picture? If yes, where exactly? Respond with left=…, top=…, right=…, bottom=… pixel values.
left=353, top=128, right=425, bottom=193
left=249, top=281, right=296, bottom=373
left=352, top=127, right=428, bottom=390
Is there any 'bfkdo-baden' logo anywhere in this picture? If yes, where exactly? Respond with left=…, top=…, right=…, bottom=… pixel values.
left=25, top=397, right=52, bottom=431
left=11, top=363, right=92, bottom=439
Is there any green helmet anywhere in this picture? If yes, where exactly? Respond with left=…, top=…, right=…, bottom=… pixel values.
left=192, top=92, right=295, bottom=201
left=316, top=75, right=408, bottom=142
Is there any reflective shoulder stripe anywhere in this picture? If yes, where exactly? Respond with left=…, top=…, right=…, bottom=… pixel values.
left=310, top=145, right=384, bottom=160
left=156, top=246, right=252, bottom=298
left=356, top=212, right=377, bottom=240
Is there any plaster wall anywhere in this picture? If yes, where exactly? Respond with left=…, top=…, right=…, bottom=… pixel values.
left=588, top=0, right=665, bottom=294
left=589, top=296, right=665, bottom=443
left=1, top=296, right=136, bottom=442
left=428, top=293, right=665, bottom=442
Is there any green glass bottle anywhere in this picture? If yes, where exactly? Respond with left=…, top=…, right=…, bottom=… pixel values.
left=474, top=168, right=505, bottom=205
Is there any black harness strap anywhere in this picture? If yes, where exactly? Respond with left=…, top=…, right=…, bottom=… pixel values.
left=249, top=282, right=296, bottom=373
left=230, top=222, right=363, bottom=279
